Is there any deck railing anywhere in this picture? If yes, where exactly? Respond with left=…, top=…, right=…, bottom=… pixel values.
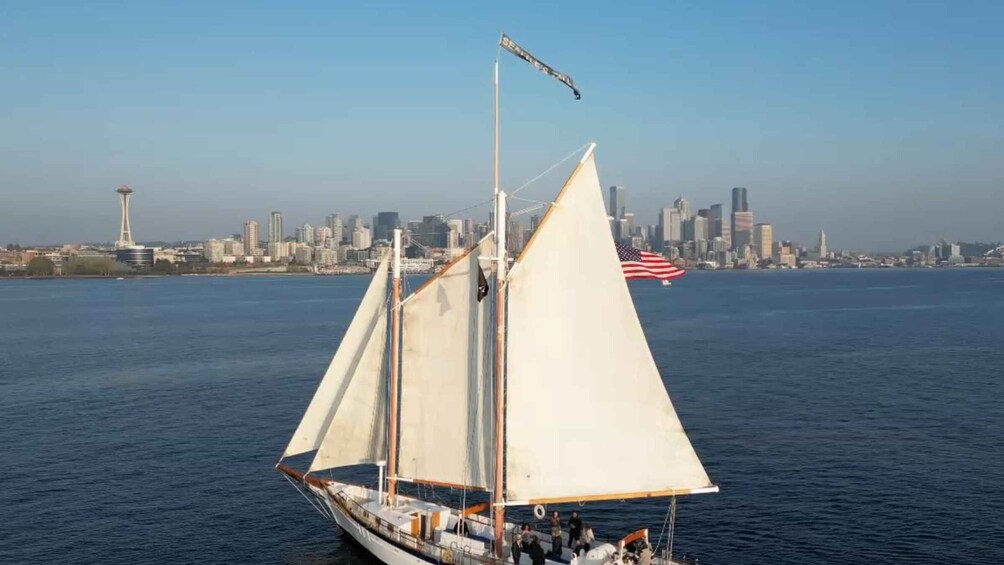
left=331, top=488, right=506, bottom=565
left=319, top=486, right=701, bottom=565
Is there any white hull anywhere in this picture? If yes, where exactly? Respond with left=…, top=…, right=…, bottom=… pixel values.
left=283, top=471, right=688, bottom=565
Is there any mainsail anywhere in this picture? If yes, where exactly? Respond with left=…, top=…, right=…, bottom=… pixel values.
left=282, top=257, right=390, bottom=473
left=397, top=236, right=495, bottom=489
left=504, top=148, right=715, bottom=503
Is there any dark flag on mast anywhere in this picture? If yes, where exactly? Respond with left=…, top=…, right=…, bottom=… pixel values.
left=477, top=266, right=490, bottom=302
left=500, top=34, right=581, bottom=100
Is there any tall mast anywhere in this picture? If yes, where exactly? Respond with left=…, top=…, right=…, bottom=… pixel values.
left=387, top=228, right=402, bottom=503
left=491, top=54, right=508, bottom=558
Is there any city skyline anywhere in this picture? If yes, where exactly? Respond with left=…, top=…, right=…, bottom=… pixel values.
left=2, top=3, right=1003, bottom=249
left=5, top=180, right=1001, bottom=254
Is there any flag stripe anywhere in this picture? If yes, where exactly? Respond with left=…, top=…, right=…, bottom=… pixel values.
left=615, top=243, right=686, bottom=281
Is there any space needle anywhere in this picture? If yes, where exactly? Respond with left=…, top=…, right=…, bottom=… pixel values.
left=115, top=184, right=134, bottom=248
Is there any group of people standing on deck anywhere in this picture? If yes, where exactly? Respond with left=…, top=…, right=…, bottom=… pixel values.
left=511, top=510, right=595, bottom=564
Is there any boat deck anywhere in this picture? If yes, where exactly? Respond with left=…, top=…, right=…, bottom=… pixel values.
left=300, top=477, right=689, bottom=565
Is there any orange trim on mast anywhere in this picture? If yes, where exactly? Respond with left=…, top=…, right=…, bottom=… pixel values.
left=461, top=502, right=492, bottom=517
left=276, top=463, right=333, bottom=490
left=387, top=273, right=402, bottom=501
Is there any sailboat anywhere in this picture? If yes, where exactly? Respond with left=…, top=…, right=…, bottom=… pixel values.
left=277, top=35, right=717, bottom=565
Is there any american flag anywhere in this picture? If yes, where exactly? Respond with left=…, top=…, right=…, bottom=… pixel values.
left=615, top=243, right=686, bottom=281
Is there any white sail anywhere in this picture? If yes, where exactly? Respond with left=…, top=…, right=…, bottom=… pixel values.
left=397, top=236, right=494, bottom=489
left=282, top=257, right=390, bottom=472
left=504, top=148, right=715, bottom=503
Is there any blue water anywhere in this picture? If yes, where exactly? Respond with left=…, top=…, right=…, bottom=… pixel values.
left=2, top=270, right=1003, bottom=564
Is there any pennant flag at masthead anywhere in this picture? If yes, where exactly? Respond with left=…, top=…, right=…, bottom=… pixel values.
left=500, top=33, right=581, bottom=100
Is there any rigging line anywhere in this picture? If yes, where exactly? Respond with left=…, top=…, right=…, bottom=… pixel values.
left=509, top=142, right=591, bottom=197
left=668, top=496, right=678, bottom=560
left=509, top=203, right=548, bottom=218
left=654, top=497, right=673, bottom=554
left=442, top=197, right=495, bottom=220
left=508, top=195, right=552, bottom=206
left=283, top=474, right=329, bottom=520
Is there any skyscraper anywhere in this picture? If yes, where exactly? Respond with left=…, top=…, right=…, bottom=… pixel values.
left=268, top=211, right=283, bottom=244
left=732, top=211, right=753, bottom=249
left=731, top=187, right=751, bottom=251
left=243, top=220, right=260, bottom=254
left=298, top=224, right=314, bottom=245
left=753, top=223, right=773, bottom=260
left=351, top=227, right=372, bottom=250
left=674, top=196, right=691, bottom=220
left=608, top=186, right=626, bottom=220
left=708, top=203, right=724, bottom=239
left=693, top=216, right=708, bottom=242
left=731, top=187, right=748, bottom=213
left=327, top=214, right=344, bottom=244
left=417, top=215, right=449, bottom=248
left=374, top=211, right=401, bottom=241
left=115, top=184, right=135, bottom=249
left=817, top=230, right=827, bottom=258
left=659, top=207, right=682, bottom=244
left=348, top=215, right=365, bottom=233
left=315, top=226, right=332, bottom=246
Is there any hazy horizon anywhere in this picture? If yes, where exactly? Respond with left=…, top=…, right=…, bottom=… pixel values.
left=2, top=1, right=1002, bottom=250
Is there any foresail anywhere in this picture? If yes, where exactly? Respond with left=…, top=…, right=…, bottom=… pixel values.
left=505, top=149, right=714, bottom=502
left=397, top=236, right=495, bottom=489
left=283, top=257, right=390, bottom=472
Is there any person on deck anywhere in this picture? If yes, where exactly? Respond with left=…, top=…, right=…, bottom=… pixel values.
left=512, top=523, right=530, bottom=564
left=549, top=511, right=563, bottom=558
left=529, top=536, right=546, bottom=565
left=575, top=523, right=594, bottom=556
left=567, top=511, right=582, bottom=549
left=638, top=541, right=653, bottom=565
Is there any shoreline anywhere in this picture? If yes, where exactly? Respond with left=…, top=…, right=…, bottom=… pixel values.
left=2, top=264, right=999, bottom=282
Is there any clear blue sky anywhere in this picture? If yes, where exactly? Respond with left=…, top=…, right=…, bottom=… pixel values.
left=2, top=0, right=1002, bottom=250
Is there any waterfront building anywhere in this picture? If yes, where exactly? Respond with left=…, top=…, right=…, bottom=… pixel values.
left=243, top=221, right=260, bottom=254
left=316, top=248, right=337, bottom=266
left=116, top=246, right=154, bottom=269
left=817, top=230, right=828, bottom=258
left=203, top=239, right=224, bottom=262
left=223, top=238, right=244, bottom=257
left=268, top=241, right=286, bottom=260
left=753, top=223, right=773, bottom=260
left=294, top=246, right=313, bottom=264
